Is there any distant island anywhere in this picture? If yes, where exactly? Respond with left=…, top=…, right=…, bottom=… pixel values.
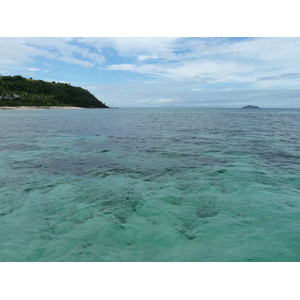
left=242, top=105, right=260, bottom=109
left=0, top=75, right=108, bottom=108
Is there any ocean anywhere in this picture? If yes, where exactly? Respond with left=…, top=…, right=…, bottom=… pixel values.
left=0, top=107, right=300, bottom=261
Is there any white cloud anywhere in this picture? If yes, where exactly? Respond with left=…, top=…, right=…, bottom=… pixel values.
left=59, top=56, right=94, bottom=68
left=0, top=37, right=105, bottom=75
left=106, top=59, right=255, bottom=84
left=137, top=99, right=152, bottom=104
left=106, top=64, right=137, bottom=71
left=136, top=98, right=177, bottom=106
left=87, top=77, right=300, bottom=108
left=156, top=98, right=175, bottom=103
left=27, top=68, right=40, bottom=72
left=78, top=37, right=181, bottom=61
left=138, top=54, right=159, bottom=61
left=102, top=37, right=300, bottom=91
left=106, top=63, right=167, bottom=77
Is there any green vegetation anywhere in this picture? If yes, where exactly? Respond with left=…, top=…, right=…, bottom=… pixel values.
left=0, top=75, right=108, bottom=108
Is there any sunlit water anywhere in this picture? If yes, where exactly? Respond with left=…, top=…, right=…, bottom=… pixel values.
left=1, top=108, right=300, bottom=261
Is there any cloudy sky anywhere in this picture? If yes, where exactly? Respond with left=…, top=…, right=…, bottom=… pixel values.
left=1, top=37, right=300, bottom=108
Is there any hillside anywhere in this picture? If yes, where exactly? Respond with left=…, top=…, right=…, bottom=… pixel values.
left=0, top=75, right=108, bottom=108
left=242, top=105, right=260, bottom=109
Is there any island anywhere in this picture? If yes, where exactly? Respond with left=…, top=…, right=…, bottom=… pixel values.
left=242, top=105, right=260, bottom=109
left=0, top=75, right=108, bottom=108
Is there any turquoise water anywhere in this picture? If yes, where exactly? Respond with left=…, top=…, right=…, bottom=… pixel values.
left=1, top=108, right=300, bottom=261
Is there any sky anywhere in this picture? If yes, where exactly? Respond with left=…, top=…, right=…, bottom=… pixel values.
left=1, top=37, right=300, bottom=108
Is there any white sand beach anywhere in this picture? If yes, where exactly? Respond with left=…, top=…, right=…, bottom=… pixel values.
left=0, top=106, right=85, bottom=110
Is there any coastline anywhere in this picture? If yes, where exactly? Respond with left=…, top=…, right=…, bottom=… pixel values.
left=0, top=106, right=85, bottom=110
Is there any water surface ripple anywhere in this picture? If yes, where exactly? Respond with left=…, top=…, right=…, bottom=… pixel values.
left=1, top=108, right=300, bottom=261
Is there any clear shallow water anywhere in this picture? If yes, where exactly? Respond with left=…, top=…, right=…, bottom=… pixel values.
left=1, top=108, right=300, bottom=261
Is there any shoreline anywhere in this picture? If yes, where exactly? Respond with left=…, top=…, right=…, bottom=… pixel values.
left=0, top=106, right=85, bottom=110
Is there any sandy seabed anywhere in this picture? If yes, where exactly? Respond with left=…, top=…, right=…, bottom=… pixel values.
left=0, top=106, right=84, bottom=110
